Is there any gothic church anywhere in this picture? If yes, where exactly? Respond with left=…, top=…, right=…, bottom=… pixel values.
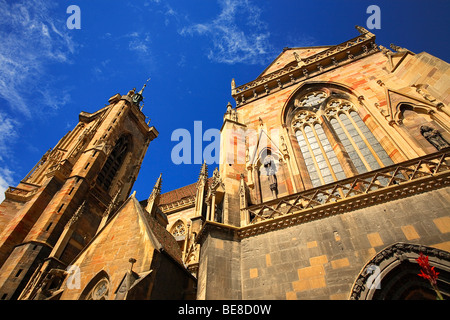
left=0, top=26, right=449, bottom=300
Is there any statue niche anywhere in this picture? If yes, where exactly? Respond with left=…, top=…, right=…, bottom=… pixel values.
left=263, top=154, right=278, bottom=198
left=257, top=150, right=287, bottom=201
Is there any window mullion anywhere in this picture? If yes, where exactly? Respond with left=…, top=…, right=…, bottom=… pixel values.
left=335, top=114, right=372, bottom=171
left=301, top=126, right=325, bottom=186
left=347, top=111, right=384, bottom=167
left=312, top=123, right=338, bottom=182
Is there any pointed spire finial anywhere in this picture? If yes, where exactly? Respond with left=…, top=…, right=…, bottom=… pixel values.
left=154, top=173, right=162, bottom=192
left=138, top=78, right=151, bottom=95
left=147, top=173, right=162, bottom=202
left=146, top=173, right=163, bottom=215
left=199, top=161, right=208, bottom=178
left=132, top=78, right=151, bottom=106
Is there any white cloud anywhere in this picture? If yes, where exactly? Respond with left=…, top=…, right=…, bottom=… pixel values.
left=0, top=1, right=74, bottom=198
left=0, top=112, right=18, bottom=162
left=0, top=167, right=14, bottom=203
left=0, top=112, right=19, bottom=196
left=0, top=0, right=75, bottom=117
left=180, top=0, right=274, bottom=65
left=127, top=32, right=152, bottom=54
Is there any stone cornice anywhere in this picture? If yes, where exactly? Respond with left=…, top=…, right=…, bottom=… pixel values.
left=159, top=195, right=196, bottom=215
left=232, top=28, right=378, bottom=107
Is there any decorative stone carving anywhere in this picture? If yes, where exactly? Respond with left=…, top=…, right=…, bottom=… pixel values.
left=223, top=102, right=239, bottom=122
left=280, top=135, right=289, bottom=157
left=293, top=51, right=302, bottom=65
left=420, top=126, right=450, bottom=150
left=378, top=45, right=392, bottom=56
left=262, top=154, right=278, bottom=198
left=67, top=201, right=86, bottom=228
left=390, top=43, right=408, bottom=53
left=411, top=84, right=437, bottom=103
left=232, top=27, right=377, bottom=106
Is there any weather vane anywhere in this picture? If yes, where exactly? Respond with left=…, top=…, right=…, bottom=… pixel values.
left=138, top=77, right=151, bottom=94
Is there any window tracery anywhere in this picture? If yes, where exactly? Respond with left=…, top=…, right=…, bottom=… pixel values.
left=325, top=99, right=393, bottom=173
left=171, top=220, right=186, bottom=237
left=86, top=278, right=109, bottom=300
left=297, top=91, right=328, bottom=109
left=291, top=90, right=393, bottom=188
left=294, top=117, right=345, bottom=187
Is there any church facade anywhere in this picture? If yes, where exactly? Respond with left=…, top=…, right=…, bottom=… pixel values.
left=0, top=26, right=449, bottom=300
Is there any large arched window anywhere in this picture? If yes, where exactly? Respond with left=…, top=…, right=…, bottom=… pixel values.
left=291, top=89, right=394, bottom=188
left=97, top=135, right=130, bottom=191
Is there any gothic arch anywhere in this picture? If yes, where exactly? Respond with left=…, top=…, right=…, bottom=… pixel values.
left=170, top=219, right=187, bottom=238
left=280, top=81, right=356, bottom=126
left=395, top=102, right=433, bottom=125
left=396, top=103, right=450, bottom=154
left=283, top=83, right=394, bottom=190
left=206, top=168, right=225, bottom=223
left=79, top=270, right=110, bottom=300
left=350, top=243, right=450, bottom=300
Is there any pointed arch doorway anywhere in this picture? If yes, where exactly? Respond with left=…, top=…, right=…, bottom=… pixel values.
left=350, top=243, right=450, bottom=300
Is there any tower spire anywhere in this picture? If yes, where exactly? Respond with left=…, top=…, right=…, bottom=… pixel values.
left=132, top=78, right=151, bottom=106
left=145, top=173, right=168, bottom=228
left=199, top=161, right=208, bottom=180
left=138, top=78, right=151, bottom=95
left=145, top=173, right=162, bottom=213
left=152, top=172, right=162, bottom=195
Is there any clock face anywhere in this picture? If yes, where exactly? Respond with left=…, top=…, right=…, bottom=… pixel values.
left=300, top=92, right=327, bottom=108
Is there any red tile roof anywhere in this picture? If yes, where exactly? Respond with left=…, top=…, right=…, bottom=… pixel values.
left=159, top=177, right=213, bottom=206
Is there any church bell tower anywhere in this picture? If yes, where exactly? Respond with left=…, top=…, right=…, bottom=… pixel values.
left=0, top=83, right=158, bottom=300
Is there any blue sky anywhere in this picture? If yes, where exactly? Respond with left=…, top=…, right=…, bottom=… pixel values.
left=0, top=0, right=449, bottom=201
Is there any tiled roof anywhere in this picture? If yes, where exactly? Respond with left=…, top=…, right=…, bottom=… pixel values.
left=138, top=200, right=183, bottom=264
left=160, top=182, right=197, bottom=205
left=159, top=177, right=213, bottom=206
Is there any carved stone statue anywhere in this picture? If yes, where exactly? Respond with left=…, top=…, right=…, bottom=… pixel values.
left=280, top=136, right=289, bottom=156
left=263, top=155, right=278, bottom=198
left=420, top=125, right=450, bottom=150
left=293, top=52, right=302, bottom=65
left=390, top=43, right=407, bottom=53
left=245, top=146, right=250, bottom=164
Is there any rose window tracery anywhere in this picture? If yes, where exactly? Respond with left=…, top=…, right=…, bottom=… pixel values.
left=171, top=221, right=186, bottom=237
left=86, top=278, right=109, bottom=300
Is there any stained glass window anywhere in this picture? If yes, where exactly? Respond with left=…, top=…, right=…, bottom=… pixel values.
left=292, top=92, right=393, bottom=188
